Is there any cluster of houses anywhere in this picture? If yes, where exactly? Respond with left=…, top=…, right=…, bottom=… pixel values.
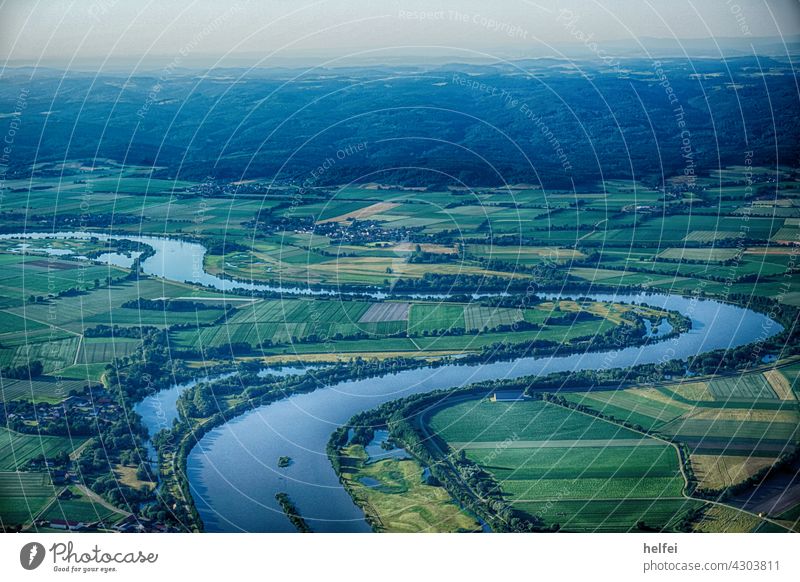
left=6, top=389, right=120, bottom=430
left=36, top=514, right=173, bottom=533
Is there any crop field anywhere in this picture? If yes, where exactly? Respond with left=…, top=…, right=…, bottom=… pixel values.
left=773, top=363, right=800, bottom=399
left=0, top=333, right=81, bottom=373
left=407, top=303, right=466, bottom=334
left=772, top=227, right=800, bottom=244
left=170, top=294, right=645, bottom=356
left=206, top=247, right=526, bottom=286
left=0, top=428, right=85, bottom=471
left=42, top=487, right=125, bottom=525
left=428, top=399, right=641, bottom=443
left=563, top=388, right=691, bottom=431
left=563, top=370, right=800, bottom=489
left=656, top=248, right=741, bottom=262
left=358, top=302, right=410, bottom=323
left=0, top=311, right=47, bottom=334
left=0, top=471, right=56, bottom=527
left=316, top=202, right=401, bottom=224
left=83, top=306, right=223, bottom=327
left=426, top=398, right=692, bottom=531
left=78, top=337, right=142, bottom=364
left=693, top=504, right=762, bottom=533
left=0, top=255, right=128, bottom=305
left=683, top=230, right=741, bottom=243
left=706, top=375, right=778, bottom=400
left=467, top=245, right=585, bottom=265
left=0, top=377, right=92, bottom=403
left=660, top=381, right=716, bottom=402
left=512, top=498, right=703, bottom=533
left=691, top=454, right=777, bottom=491
left=6, top=278, right=202, bottom=333
left=463, top=305, right=523, bottom=330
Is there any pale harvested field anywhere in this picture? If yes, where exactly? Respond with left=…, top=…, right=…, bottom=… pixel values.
left=668, top=381, right=715, bottom=402
left=744, top=247, right=796, bottom=256
left=114, top=464, right=155, bottom=492
left=764, top=369, right=796, bottom=400
left=656, top=248, right=740, bottom=262
left=685, top=408, right=799, bottom=424
left=692, top=454, right=776, bottom=490
left=694, top=504, right=761, bottom=533
left=316, top=202, right=400, bottom=224
left=359, top=302, right=411, bottom=323
left=683, top=230, right=740, bottom=242
left=625, top=387, right=693, bottom=410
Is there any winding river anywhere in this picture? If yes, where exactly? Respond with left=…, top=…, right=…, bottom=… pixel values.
left=2, top=232, right=782, bottom=532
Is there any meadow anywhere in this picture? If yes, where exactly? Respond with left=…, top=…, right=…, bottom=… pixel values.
left=336, top=444, right=482, bottom=533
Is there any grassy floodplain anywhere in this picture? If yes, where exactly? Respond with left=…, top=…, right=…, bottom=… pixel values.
left=336, top=444, right=482, bottom=533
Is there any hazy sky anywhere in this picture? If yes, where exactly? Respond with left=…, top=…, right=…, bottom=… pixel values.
left=2, top=0, right=799, bottom=66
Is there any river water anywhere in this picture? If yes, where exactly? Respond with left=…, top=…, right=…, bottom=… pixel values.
left=1, top=232, right=782, bottom=532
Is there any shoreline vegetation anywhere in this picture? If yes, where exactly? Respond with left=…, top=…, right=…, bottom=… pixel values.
left=275, top=493, right=312, bottom=533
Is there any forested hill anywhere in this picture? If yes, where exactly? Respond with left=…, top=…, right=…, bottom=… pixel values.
left=1, top=56, right=797, bottom=188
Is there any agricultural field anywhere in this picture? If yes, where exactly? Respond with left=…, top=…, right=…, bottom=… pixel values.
left=170, top=295, right=652, bottom=358
left=425, top=398, right=693, bottom=532
left=0, top=428, right=85, bottom=471
left=77, top=337, right=142, bottom=364
left=692, top=504, right=762, bottom=533
left=407, top=303, right=466, bottom=334
left=655, top=248, right=741, bottom=262
left=0, top=471, right=57, bottom=528
left=0, top=376, right=93, bottom=403
left=41, top=486, right=127, bottom=526
left=564, top=367, right=800, bottom=499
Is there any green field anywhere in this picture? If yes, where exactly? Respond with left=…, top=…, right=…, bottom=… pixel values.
left=0, top=471, right=56, bottom=527
left=561, top=371, right=800, bottom=491
left=407, top=303, right=467, bottom=334
left=512, top=498, right=702, bottom=533
left=78, top=337, right=142, bottom=364
left=0, top=376, right=91, bottom=403
left=0, top=428, right=85, bottom=471
left=706, top=375, right=778, bottom=400
left=563, top=388, right=690, bottom=431
left=41, top=486, right=125, bottom=525
left=426, top=398, right=691, bottom=531
left=170, top=295, right=644, bottom=357
left=656, top=248, right=741, bottom=262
